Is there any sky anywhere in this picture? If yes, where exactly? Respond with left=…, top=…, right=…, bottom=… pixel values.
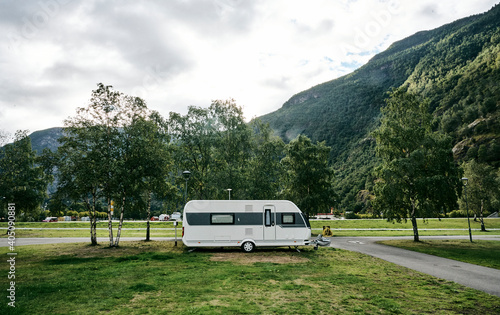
left=1, top=0, right=499, bottom=138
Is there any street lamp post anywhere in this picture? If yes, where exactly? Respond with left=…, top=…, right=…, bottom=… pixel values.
left=226, top=189, right=232, bottom=200
left=462, top=177, right=473, bottom=243
left=182, top=170, right=191, bottom=206
left=178, top=170, right=191, bottom=247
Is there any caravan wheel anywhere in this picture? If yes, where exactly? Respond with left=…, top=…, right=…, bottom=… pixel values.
left=241, top=241, right=255, bottom=253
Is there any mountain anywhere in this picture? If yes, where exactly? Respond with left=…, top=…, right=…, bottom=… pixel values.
left=28, top=127, right=64, bottom=154
left=259, top=4, right=500, bottom=210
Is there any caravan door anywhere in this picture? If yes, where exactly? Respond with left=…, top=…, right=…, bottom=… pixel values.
left=263, top=206, right=276, bottom=241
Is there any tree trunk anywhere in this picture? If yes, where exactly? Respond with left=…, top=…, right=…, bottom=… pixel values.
left=411, top=201, right=419, bottom=242
left=87, top=196, right=98, bottom=246
left=480, top=199, right=486, bottom=232
left=107, top=198, right=114, bottom=247
left=145, top=191, right=152, bottom=241
left=114, top=195, right=126, bottom=247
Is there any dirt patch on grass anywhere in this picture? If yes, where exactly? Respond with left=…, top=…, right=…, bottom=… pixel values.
left=209, top=252, right=310, bottom=265
left=49, top=241, right=181, bottom=259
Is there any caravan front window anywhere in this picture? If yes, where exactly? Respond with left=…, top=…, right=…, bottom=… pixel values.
left=211, top=214, right=234, bottom=224
left=282, top=213, right=295, bottom=224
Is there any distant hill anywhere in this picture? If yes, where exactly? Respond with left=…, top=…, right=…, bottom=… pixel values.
left=28, top=127, right=63, bottom=154
left=259, top=4, right=500, bottom=210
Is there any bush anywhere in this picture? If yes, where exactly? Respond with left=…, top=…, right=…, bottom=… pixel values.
left=97, top=211, right=108, bottom=219
left=448, top=210, right=467, bottom=218
left=345, top=211, right=360, bottom=219
left=66, top=210, right=79, bottom=217
left=78, top=211, right=89, bottom=218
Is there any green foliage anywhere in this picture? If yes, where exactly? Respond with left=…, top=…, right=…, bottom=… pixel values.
left=460, top=160, right=500, bottom=230
left=119, top=110, right=176, bottom=241
left=0, top=130, right=50, bottom=220
left=247, top=120, right=286, bottom=199
left=169, top=100, right=306, bottom=203
left=281, top=135, right=336, bottom=216
left=447, top=210, right=468, bottom=218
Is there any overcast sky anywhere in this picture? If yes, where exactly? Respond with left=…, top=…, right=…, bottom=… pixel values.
left=1, top=0, right=499, bottom=137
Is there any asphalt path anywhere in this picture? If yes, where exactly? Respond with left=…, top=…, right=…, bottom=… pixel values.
left=2, top=235, right=500, bottom=297
left=329, top=235, right=500, bottom=297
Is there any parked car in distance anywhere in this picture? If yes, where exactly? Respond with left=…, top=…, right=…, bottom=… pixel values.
left=42, top=217, right=58, bottom=222
left=151, top=216, right=159, bottom=221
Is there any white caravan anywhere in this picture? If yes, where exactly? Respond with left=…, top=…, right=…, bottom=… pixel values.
left=182, top=200, right=312, bottom=252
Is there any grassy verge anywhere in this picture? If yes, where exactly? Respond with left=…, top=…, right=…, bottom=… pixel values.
left=310, top=218, right=500, bottom=230
left=0, top=221, right=182, bottom=238
left=313, top=218, right=500, bottom=237
left=1, top=218, right=499, bottom=238
left=379, top=239, right=500, bottom=270
left=1, top=241, right=499, bottom=314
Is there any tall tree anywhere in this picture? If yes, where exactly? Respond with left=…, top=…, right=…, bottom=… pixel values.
left=372, top=88, right=461, bottom=242
left=210, top=99, right=252, bottom=199
left=460, top=160, right=500, bottom=231
left=169, top=99, right=251, bottom=201
left=281, top=135, right=335, bottom=217
left=169, top=106, right=217, bottom=200
left=247, top=120, right=285, bottom=199
left=121, top=111, right=175, bottom=242
left=57, top=122, right=104, bottom=245
left=0, top=130, right=49, bottom=220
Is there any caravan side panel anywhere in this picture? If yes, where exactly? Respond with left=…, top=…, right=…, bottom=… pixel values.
left=182, top=200, right=311, bottom=249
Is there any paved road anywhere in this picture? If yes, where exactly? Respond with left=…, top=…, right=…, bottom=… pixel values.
left=2, top=235, right=500, bottom=297
left=329, top=235, right=500, bottom=297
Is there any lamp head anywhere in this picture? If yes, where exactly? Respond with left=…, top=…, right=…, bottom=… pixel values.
left=182, top=170, right=191, bottom=180
left=461, top=177, right=468, bottom=186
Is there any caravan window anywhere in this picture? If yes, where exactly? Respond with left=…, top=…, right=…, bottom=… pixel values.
left=282, top=213, right=295, bottom=224
left=211, top=214, right=234, bottom=224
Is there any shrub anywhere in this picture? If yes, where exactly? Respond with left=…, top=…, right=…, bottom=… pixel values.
left=345, top=211, right=360, bottom=219
left=448, top=210, right=467, bottom=218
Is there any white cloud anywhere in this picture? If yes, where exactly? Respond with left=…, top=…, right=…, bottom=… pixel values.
left=0, top=0, right=498, bottom=135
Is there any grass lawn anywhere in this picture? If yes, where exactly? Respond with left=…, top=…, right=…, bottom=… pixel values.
left=312, top=218, right=500, bottom=237
left=1, top=241, right=499, bottom=314
left=2, top=218, right=499, bottom=238
left=0, top=221, right=182, bottom=238
left=379, top=239, right=500, bottom=270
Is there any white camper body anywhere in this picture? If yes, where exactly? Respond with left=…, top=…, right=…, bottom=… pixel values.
left=182, top=200, right=312, bottom=252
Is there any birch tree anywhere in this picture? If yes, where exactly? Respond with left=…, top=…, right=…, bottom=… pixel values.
left=58, top=83, right=149, bottom=246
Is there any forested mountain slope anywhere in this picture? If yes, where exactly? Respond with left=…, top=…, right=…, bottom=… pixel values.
left=259, top=4, right=500, bottom=210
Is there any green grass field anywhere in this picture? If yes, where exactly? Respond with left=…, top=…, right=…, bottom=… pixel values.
left=379, top=239, right=500, bottom=270
left=0, top=221, right=183, bottom=238
left=1, top=241, right=499, bottom=314
left=2, top=218, right=499, bottom=238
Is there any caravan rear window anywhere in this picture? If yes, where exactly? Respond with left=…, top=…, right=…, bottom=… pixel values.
left=211, top=214, right=234, bottom=224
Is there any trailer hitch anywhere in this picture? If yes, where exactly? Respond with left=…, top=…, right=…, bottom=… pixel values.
left=311, top=234, right=331, bottom=250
